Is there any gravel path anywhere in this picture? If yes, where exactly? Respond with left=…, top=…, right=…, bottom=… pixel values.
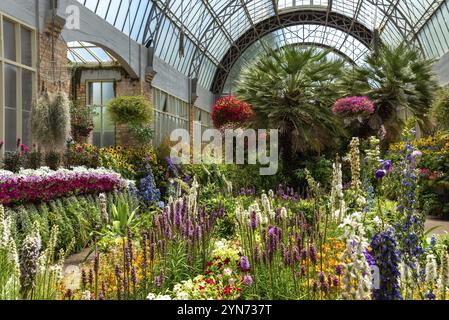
left=425, top=217, right=449, bottom=235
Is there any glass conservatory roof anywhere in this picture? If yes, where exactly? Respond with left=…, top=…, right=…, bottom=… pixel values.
left=67, top=41, right=117, bottom=65
left=77, top=0, right=449, bottom=92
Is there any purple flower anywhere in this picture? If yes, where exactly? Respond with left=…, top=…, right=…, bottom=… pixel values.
left=375, top=169, right=387, bottom=179
left=243, top=275, right=253, bottom=286
left=382, top=160, right=393, bottom=172
left=239, top=256, right=251, bottom=272
left=250, top=211, right=258, bottom=230
left=335, top=265, right=343, bottom=276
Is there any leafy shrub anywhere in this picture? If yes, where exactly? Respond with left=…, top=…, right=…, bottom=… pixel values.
left=108, top=96, right=152, bottom=125
left=5, top=192, right=128, bottom=255
left=3, top=151, right=24, bottom=173
left=45, top=151, right=61, bottom=170
left=432, top=87, right=449, bottom=131
left=27, top=150, right=42, bottom=170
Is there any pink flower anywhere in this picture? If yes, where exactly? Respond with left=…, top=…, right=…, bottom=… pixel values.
left=332, top=96, right=375, bottom=115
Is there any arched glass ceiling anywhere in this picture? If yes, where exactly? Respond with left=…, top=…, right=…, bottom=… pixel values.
left=223, top=24, right=370, bottom=94
left=67, top=41, right=117, bottom=65
left=77, top=0, right=449, bottom=91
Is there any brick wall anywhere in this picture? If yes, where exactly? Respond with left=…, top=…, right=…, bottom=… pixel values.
left=38, top=32, right=70, bottom=95
left=72, top=68, right=154, bottom=147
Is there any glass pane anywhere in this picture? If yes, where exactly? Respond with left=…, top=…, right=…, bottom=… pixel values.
left=102, top=82, right=115, bottom=105
left=4, top=64, right=17, bottom=108
left=5, top=108, right=17, bottom=152
left=22, top=69, right=33, bottom=111
left=22, top=111, right=30, bottom=146
left=103, top=106, right=115, bottom=130
left=93, top=132, right=101, bottom=147
left=88, top=82, right=102, bottom=105
left=3, top=20, right=16, bottom=61
left=93, top=106, right=102, bottom=132
left=21, top=27, right=32, bottom=66
left=102, top=131, right=115, bottom=147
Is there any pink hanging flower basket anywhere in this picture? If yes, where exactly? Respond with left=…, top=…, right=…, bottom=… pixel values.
left=332, top=96, right=376, bottom=116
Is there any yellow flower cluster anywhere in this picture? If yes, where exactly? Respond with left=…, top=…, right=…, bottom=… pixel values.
left=389, top=133, right=449, bottom=155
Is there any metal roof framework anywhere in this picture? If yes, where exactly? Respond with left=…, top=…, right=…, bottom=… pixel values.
left=77, top=0, right=449, bottom=94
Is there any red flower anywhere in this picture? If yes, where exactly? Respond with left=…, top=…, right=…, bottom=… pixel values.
left=206, top=278, right=215, bottom=285
left=223, top=286, right=231, bottom=295
left=207, top=261, right=213, bottom=267
left=199, top=285, right=206, bottom=291
left=205, top=270, right=211, bottom=275
left=235, top=288, right=242, bottom=293
left=211, top=96, right=254, bottom=129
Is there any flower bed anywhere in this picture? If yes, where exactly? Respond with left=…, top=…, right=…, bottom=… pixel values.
left=0, top=167, right=127, bottom=206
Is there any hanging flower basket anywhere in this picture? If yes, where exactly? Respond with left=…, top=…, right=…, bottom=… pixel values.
left=211, top=96, right=255, bottom=129
left=332, top=96, right=376, bottom=117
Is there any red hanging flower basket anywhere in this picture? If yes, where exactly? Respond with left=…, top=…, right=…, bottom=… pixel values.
left=211, top=96, right=255, bottom=129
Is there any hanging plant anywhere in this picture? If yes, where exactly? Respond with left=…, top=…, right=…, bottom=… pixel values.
left=30, top=91, right=71, bottom=152
left=108, top=96, right=153, bottom=125
left=332, top=96, right=376, bottom=117
left=211, top=96, right=254, bottom=129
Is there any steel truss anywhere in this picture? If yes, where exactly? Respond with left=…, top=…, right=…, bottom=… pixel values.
left=210, top=10, right=374, bottom=95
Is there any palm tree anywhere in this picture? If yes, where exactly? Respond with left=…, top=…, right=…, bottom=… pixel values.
left=339, top=44, right=438, bottom=142
left=236, top=47, right=346, bottom=175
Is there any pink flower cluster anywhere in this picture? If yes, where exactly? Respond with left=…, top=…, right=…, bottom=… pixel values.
left=332, top=96, right=376, bottom=115
left=0, top=168, right=125, bottom=206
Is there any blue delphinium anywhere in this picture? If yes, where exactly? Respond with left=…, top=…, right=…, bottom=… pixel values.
left=370, top=228, right=403, bottom=300
left=396, top=129, right=425, bottom=265
left=137, top=168, right=161, bottom=206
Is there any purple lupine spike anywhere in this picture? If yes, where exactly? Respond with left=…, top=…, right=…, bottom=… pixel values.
left=250, top=211, right=258, bottom=230
left=131, top=266, right=137, bottom=286
left=240, top=256, right=251, bottom=272
left=219, top=207, right=225, bottom=218
left=81, top=269, right=87, bottom=289
left=309, top=246, right=317, bottom=265
left=88, top=269, right=94, bottom=287
left=150, top=243, right=156, bottom=261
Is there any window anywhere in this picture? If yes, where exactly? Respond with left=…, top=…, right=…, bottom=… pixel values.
left=0, top=15, right=36, bottom=152
left=88, top=81, right=116, bottom=147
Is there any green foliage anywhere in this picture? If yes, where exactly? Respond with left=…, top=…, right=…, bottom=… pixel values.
left=30, top=92, right=71, bottom=151
left=108, top=200, right=139, bottom=237
left=127, top=123, right=154, bottom=145
left=339, top=44, right=438, bottom=142
left=236, top=47, right=347, bottom=174
left=70, top=101, right=95, bottom=142
left=108, top=96, right=153, bottom=125
left=2, top=151, right=24, bottom=173
left=27, top=150, right=42, bottom=170
left=432, top=87, right=449, bottom=131
left=3, top=193, right=130, bottom=255
left=45, top=151, right=61, bottom=170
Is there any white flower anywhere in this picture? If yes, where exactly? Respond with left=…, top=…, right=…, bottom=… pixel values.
left=372, top=216, right=382, bottom=227
left=81, top=290, right=91, bottom=300
left=426, top=254, right=438, bottom=285
left=280, top=207, right=288, bottom=219
left=223, top=268, right=233, bottom=276
left=175, top=291, right=190, bottom=300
